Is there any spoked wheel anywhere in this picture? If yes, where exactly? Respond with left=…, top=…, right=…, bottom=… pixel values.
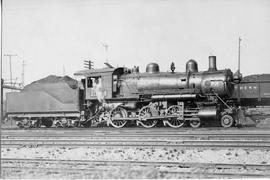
left=61, top=118, right=70, bottom=128
left=189, top=118, right=201, bottom=128
left=42, top=118, right=53, bottom=128
left=73, top=119, right=80, bottom=127
left=110, top=106, right=128, bottom=128
left=165, top=105, right=185, bottom=128
left=17, top=118, right=30, bottom=128
left=22, top=118, right=31, bottom=128
left=139, top=106, right=158, bottom=128
left=33, top=119, right=42, bottom=128
left=221, top=114, right=234, bottom=128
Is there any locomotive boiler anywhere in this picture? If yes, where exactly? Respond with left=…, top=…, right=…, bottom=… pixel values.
left=75, top=56, right=238, bottom=128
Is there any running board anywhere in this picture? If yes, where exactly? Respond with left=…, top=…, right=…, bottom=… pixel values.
left=111, top=115, right=182, bottom=121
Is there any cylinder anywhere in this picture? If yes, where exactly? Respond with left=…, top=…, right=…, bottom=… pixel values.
left=186, top=59, right=198, bottom=73
left=208, top=56, right=217, bottom=71
left=197, top=106, right=217, bottom=119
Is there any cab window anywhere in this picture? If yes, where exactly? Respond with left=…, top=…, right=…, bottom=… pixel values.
left=87, top=77, right=93, bottom=88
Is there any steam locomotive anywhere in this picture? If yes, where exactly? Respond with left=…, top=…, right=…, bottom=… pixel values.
left=75, top=55, right=240, bottom=128
left=7, top=55, right=249, bottom=128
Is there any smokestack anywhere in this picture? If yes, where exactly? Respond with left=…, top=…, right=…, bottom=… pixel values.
left=208, top=56, right=217, bottom=71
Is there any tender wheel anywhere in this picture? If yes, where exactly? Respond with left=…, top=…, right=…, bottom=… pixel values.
left=42, top=118, right=53, bottom=128
left=33, top=119, right=42, bottom=128
left=60, top=118, right=70, bottom=128
left=166, top=105, right=185, bottom=128
left=110, top=106, right=127, bottom=128
left=139, top=106, right=158, bottom=128
left=73, top=120, right=80, bottom=127
left=221, top=114, right=234, bottom=128
left=21, top=118, right=31, bottom=128
left=189, top=118, right=201, bottom=128
left=16, top=121, right=24, bottom=128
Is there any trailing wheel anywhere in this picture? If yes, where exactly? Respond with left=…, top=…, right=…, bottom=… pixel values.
left=189, top=118, right=201, bottom=128
left=110, top=106, right=127, bottom=128
left=82, top=120, right=92, bottom=128
left=82, top=106, right=98, bottom=128
left=221, top=114, right=234, bottom=128
left=139, top=106, right=158, bottom=128
left=165, top=105, right=185, bottom=128
left=73, top=119, right=80, bottom=127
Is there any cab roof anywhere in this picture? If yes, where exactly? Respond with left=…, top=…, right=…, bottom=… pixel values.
left=74, top=68, right=116, bottom=76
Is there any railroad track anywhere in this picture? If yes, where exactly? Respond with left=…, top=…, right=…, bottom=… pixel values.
left=3, top=128, right=270, bottom=138
left=2, top=130, right=270, bottom=140
left=1, top=128, right=270, bottom=149
left=2, top=128, right=270, bottom=148
left=2, top=158, right=270, bottom=178
left=2, top=128, right=270, bottom=178
left=2, top=138, right=270, bottom=148
left=2, top=134, right=270, bottom=140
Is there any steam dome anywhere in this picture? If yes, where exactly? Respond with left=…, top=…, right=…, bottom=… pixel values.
left=186, top=59, right=198, bottom=73
left=146, top=63, right=160, bottom=73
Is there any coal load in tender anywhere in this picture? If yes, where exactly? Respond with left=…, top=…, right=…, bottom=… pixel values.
left=23, top=75, right=78, bottom=90
left=6, top=75, right=80, bottom=114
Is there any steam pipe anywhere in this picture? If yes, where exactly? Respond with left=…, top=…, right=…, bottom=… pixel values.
left=151, top=94, right=197, bottom=100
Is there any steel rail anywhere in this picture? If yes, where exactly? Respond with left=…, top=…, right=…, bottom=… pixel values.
left=1, top=127, right=269, bottom=132
left=2, top=158, right=270, bottom=178
left=2, top=158, right=270, bottom=169
left=2, top=132, right=270, bottom=137
left=2, top=135, right=270, bottom=142
left=2, top=138, right=270, bottom=143
left=2, top=128, right=270, bottom=132
left=2, top=139, right=270, bottom=148
left=3, top=166, right=268, bottom=178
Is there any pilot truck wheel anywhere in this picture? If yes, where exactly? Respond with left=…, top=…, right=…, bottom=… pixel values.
left=220, top=114, right=234, bottom=128
left=189, top=118, right=201, bottom=128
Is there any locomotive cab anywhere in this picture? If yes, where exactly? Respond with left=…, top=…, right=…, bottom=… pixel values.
left=74, top=67, right=127, bottom=102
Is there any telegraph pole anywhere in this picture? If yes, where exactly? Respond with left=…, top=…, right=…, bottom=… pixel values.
left=103, top=43, right=109, bottom=63
left=238, top=37, right=241, bottom=74
left=4, top=54, right=17, bottom=86
left=84, top=60, right=93, bottom=69
left=1, top=0, right=3, bottom=177
left=21, top=60, right=26, bottom=87
left=237, top=37, right=242, bottom=103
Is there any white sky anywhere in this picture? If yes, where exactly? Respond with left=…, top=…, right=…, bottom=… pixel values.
left=2, top=0, right=270, bottom=85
